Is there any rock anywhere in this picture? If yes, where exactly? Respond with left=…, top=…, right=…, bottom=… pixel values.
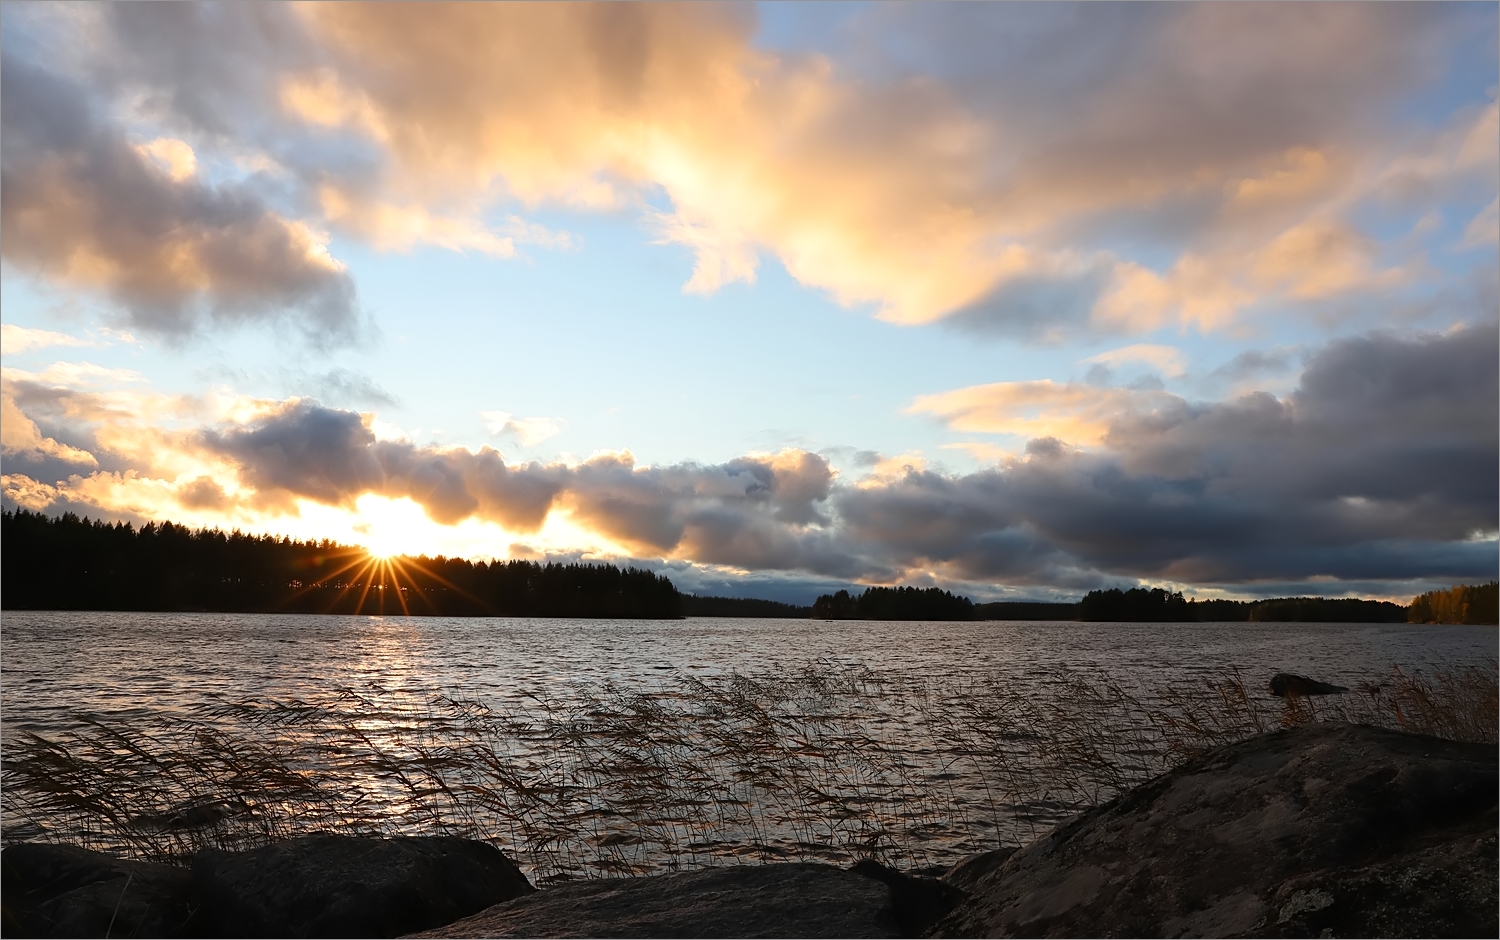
left=849, top=859, right=965, bottom=935
left=194, top=834, right=534, bottom=938
left=1, top=842, right=198, bottom=938
left=1268, top=673, right=1349, bottom=696
left=407, top=863, right=903, bottom=938
left=940, top=847, right=1016, bottom=894
left=930, top=722, right=1497, bottom=938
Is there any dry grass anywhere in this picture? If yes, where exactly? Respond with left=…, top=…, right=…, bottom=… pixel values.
left=3, top=660, right=1493, bottom=885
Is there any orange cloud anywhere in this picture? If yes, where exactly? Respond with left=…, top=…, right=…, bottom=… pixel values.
left=908, top=380, right=1183, bottom=447
left=269, top=3, right=1490, bottom=338
left=3, top=64, right=360, bottom=342
left=10, top=4, right=1491, bottom=342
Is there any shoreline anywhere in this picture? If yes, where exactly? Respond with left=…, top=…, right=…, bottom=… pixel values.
left=5, top=722, right=1494, bottom=938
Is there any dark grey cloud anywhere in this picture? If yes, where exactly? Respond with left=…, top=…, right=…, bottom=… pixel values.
left=87, top=3, right=390, bottom=201
left=0, top=55, right=362, bottom=344
left=193, top=399, right=866, bottom=576
left=13, top=325, right=1495, bottom=597
left=837, top=322, right=1498, bottom=587
left=1203, top=347, right=1299, bottom=391
left=565, top=449, right=866, bottom=576
left=0, top=447, right=98, bottom=492
left=855, top=2, right=1482, bottom=189
left=941, top=260, right=1115, bottom=343
left=300, top=369, right=398, bottom=408
left=94, top=3, right=314, bottom=139
left=196, top=401, right=564, bottom=529
left=177, top=476, right=231, bottom=512
left=199, top=403, right=384, bottom=505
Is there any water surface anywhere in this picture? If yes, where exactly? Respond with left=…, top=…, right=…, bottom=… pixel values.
left=5, top=612, right=1492, bottom=734
left=3, top=612, right=1492, bottom=877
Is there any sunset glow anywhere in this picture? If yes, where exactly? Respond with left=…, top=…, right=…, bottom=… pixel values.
left=1, top=2, right=1495, bottom=602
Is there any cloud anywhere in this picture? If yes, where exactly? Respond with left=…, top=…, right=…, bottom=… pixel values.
left=937, top=252, right=1116, bottom=343
left=480, top=410, right=564, bottom=447
left=190, top=401, right=857, bottom=572
left=0, top=324, right=139, bottom=357
left=0, top=55, right=362, bottom=344
left=301, top=368, right=397, bottom=408
left=8, top=323, right=1493, bottom=595
left=561, top=449, right=856, bottom=574
left=0, top=391, right=99, bottom=469
left=1201, top=347, right=1301, bottom=397
left=1083, top=344, right=1186, bottom=378
left=26, top=2, right=1486, bottom=342
left=1462, top=197, right=1499, bottom=249
left=907, top=380, right=1182, bottom=447
left=883, top=322, right=1498, bottom=584
left=176, top=475, right=230, bottom=511
left=1, top=325, right=87, bottom=356
left=134, top=137, right=197, bottom=181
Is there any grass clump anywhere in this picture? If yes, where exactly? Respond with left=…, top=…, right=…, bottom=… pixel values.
left=3, top=660, right=1493, bottom=885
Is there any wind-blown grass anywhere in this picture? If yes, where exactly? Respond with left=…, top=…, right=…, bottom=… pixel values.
left=3, top=661, right=1493, bottom=885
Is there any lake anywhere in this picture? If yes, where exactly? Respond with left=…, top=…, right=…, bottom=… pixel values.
left=2, top=612, right=1493, bottom=881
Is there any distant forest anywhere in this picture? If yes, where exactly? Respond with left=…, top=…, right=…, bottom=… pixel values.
left=812, top=586, right=975, bottom=620
left=807, top=586, right=1414, bottom=623
left=1408, top=582, right=1499, bottom=625
left=5, top=509, right=1485, bottom=624
left=1073, top=587, right=1409, bottom=623
left=680, top=595, right=813, bottom=618
left=1, top=510, right=681, bottom=619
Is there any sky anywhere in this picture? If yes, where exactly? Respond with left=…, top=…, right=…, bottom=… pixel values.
left=1, top=1, right=1496, bottom=604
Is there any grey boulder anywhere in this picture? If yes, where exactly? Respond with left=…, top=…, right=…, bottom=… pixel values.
left=1, top=842, right=196, bottom=938
left=408, top=862, right=907, bottom=938
left=938, top=847, right=1016, bottom=895
left=930, top=722, right=1497, bottom=938
left=194, top=833, right=534, bottom=938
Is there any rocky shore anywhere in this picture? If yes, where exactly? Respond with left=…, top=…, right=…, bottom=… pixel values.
left=4, top=722, right=1494, bottom=938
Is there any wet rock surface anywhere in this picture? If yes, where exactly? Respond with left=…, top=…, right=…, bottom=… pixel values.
left=408, top=863, right=905, bottom=938
left=849, top=860, right=965, bottom=936
left=1, top=842, right=198, bottom=938
left=930, top=722, right=1498, bottom=939
left=193, top=833, right=535, bottom=938
left=1, top=835, right=533, bottom=939
left=939, top=847, right=1016, bottom=895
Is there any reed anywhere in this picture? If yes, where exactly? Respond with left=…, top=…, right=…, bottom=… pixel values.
left=3, top=660, right=1492, bottom=885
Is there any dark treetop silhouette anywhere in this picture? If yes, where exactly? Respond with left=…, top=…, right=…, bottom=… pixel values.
left=1074, top=587, right=1408, bottom=623
left=1, top=509, right=681, bottom=619
left=811, top=586, right=975, bottom=621
left=4, top=509, right=1453, bottom=623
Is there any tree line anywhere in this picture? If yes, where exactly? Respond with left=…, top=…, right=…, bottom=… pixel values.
left=8, top=509, right=1489, bottom=624
left=812, top=586, right=975, bottom=620
left=807, top=585, right=1419, bottom=623
left=1, top=509, right=682, bottom=619
left=803, top=585, right=1446, bottom=623
left=1074, top=587, right=1410, bottom=622
left=1408, top=582, right=1498, bottom=625
left=680, top=595, right=813, bottom=618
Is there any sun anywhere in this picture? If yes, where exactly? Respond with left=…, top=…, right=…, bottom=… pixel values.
left=350, top=494, right=435, bottom=560
left=355, top=523, right=407, bottom=560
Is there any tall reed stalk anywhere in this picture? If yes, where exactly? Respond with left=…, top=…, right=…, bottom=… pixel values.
left=3, top=660, right=1493, bottom=885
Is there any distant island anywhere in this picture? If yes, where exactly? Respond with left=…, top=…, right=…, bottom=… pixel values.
left=4, top=510, right=1493, bottom=623
left=805, top=585, right=1450, bottom=623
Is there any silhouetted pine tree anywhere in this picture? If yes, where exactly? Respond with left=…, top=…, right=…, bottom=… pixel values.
left=811, top=585, right=973, bottom=620
left=1, top=509, right=681, bottom=618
